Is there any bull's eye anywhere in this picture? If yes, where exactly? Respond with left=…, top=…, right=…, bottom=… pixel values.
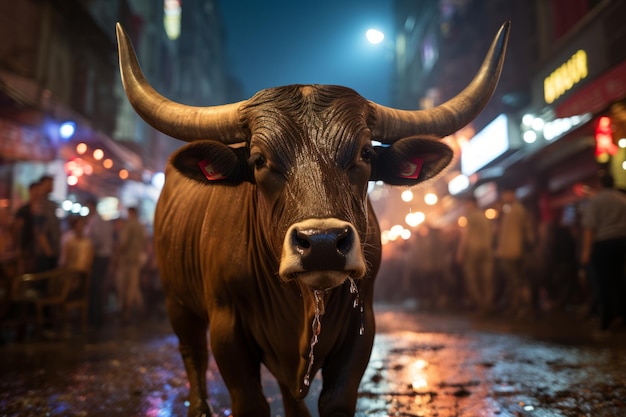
left=250, top=153, right=267, bottom=169
left=360, top=146, right=373, bottom=162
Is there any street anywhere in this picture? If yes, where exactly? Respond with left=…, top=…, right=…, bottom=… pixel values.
left=1, top=303, right=625, bottom=417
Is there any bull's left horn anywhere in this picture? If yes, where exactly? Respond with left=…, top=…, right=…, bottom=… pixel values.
left=370, top=21, right=510, bottom=142
left=116, top=23, right=248, bottom=143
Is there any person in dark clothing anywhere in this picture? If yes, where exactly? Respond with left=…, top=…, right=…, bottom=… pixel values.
left=544, top=213, right=580, bottom=310
left=12, top=181, right=40, bottom=273
left=33, top=175, right=61, bottom=272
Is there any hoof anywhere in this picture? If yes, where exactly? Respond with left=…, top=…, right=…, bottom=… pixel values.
left=189, top=399, right=214, bottom=417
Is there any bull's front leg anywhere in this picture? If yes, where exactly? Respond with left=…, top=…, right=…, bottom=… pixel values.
left=279, top=383, right=312, bottom=417
left=209, top=309, right=270, bottom=417
left=318, top=307, right=375, bottom=416
left=166, top=299, right=213, bottom=417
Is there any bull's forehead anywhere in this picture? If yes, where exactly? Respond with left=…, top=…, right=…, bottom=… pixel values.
left=243, top=85, right=374, bottom=167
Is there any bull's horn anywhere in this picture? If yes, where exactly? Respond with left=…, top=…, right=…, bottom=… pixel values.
left=371, top=21, right=510, bottom=142
left=116, top=23, right=247, bottom=143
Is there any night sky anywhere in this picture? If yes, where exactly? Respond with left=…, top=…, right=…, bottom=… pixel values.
left=220, top=1, right=394, bottom=105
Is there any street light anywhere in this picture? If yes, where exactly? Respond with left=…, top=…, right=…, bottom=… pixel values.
left=366, top=29, right=385, bottom=45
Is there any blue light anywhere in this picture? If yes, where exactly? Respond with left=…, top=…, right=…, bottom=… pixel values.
left=59, top=121, right=76, bottom=140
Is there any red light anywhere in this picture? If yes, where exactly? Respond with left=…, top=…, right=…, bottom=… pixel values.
left=598, top=116, right=611, bottom=130
left=595, top=116, right=617, bottom=156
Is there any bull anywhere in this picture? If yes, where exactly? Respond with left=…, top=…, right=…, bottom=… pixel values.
left=116, top=21, right=509, bottom=417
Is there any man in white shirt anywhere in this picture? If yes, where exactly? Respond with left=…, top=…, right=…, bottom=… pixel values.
left=85, top=199, right=113, bottom=327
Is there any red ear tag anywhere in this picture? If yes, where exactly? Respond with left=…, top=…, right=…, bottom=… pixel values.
left=399, top=157, right=424, bottom=179
left=198, top=160, right=225, bottom=180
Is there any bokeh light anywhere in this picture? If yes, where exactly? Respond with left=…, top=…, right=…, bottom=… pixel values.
left=401, top=190, right=414, bottom=202
left=424, top=193, right=438, bottom=205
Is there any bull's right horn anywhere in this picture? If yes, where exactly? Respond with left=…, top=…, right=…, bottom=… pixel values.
left=116, top=23, right=248, bottom=143
left=371, top=21, right=510, bottom=143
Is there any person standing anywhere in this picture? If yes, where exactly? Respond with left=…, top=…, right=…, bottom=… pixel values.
left=84, top=199, right=113, bottom=327
left=542, top=211, right=580, bottom=311
left=581, top=174, right=626, bottom=336
left=115, top=207, right=146, bottom=322
left=494, top=187, right=535, bottom=317
left=34, top=175, right=62, bottom=272
left=456, top=196, right=494, bottom=315
left=59, top=215, right=94, bottom=288
left=12, top=181, right=40, bottom=273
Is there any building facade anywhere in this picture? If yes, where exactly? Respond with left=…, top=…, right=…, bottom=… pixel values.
left=380, top=0, right=625, bottom=233
left=0, top=0, right=235, bottom=225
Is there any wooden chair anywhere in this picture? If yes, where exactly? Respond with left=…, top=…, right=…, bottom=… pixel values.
left=10, top=268, right=90, bottom=338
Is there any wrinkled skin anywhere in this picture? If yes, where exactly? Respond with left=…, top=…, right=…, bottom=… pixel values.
left=155, top=85, right=453, bottom=417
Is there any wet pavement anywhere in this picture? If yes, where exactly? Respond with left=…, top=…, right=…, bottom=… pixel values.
left=1, top=303, right=625, bottom=417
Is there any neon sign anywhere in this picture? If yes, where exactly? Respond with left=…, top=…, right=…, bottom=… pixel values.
left=544, top=50, right=588, bottom=105
left=595, top=116, right=617, bottom=158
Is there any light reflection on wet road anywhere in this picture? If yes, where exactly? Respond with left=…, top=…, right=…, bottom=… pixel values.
left=1, top=304, right=625, bottom=416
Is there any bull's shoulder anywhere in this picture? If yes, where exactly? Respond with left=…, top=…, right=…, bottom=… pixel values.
left=155, top=166, right=260, bottom=281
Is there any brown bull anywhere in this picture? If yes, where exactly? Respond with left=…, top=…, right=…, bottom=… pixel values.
left=116, top=21, right=509, bottom=417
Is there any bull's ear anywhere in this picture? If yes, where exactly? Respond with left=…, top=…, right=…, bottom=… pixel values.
left=171, top=140, right=252, bottom=185
left=371, top=137, right=453, bottom=186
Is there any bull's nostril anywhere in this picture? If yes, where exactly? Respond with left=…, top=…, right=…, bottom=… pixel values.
left=336, top=228, right=352, bottom=254
left=293, top=230, right=312, bottom=256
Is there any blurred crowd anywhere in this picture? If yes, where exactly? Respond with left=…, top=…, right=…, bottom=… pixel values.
left=2, top=171, right=625, bottom=341
left=0, top=175, right=165, bottom=337
left=377, top=174, right=626, bottom=338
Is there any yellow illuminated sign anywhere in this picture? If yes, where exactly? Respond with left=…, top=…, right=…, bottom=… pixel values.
left=544, top=50, right=588, bottom=104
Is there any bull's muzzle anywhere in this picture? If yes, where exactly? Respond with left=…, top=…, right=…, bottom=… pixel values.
left=280, top=218, right=366, bottom=289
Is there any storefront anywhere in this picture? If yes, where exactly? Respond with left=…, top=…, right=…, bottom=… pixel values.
left=0, top=106, right=155, bottom=226
left=503, top=1, right=626, bottom=225
left=0, top=117, right=66, bottom=212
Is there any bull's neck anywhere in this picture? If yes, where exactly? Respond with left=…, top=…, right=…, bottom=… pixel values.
left=246, top=188, right=338, bottom=396
left=247, top=189, right=280, bottom=280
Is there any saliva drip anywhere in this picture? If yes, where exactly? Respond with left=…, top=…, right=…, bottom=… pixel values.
left=348, top=278, right=365, bottom=336
left=302, top=280, right=366, bottom=388
left=303, top=290, right=324, bottom=387
left=348, top=277, right=359, bottom=307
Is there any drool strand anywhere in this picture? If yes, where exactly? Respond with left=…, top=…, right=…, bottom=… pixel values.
left=348, top=278, right=364, bottom=335
left=303, top=290, right=324, bottom=387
